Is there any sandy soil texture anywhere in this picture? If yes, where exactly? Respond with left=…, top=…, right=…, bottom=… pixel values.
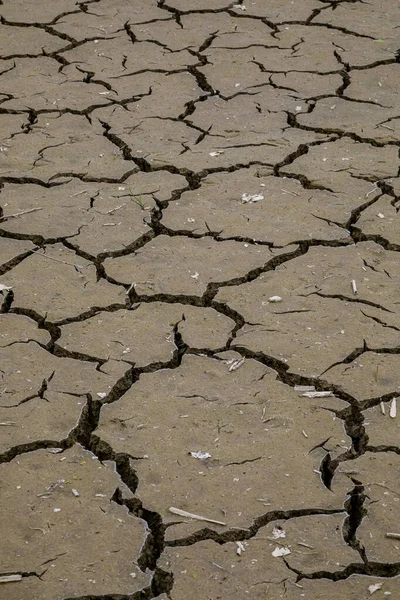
left=0, top=1, right=400, bottom=599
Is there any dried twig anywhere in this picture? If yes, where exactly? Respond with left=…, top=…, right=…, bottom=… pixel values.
left=169, top=507, right=226, bottom=526
left=31, top=249, right=85, bottom=270
left=0, top=207, right=43, bottom=221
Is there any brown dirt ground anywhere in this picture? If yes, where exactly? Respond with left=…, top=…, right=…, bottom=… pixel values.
left=0, top=1, right=399, bottom=599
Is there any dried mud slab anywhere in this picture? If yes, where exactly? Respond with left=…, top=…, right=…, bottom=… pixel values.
left=0, top=343, right=126, bottom=453
left=0, top=313, right=50, bottom=347
left=357, top=195, right=400, bottom=247
left=217, top=242, right=399, bottom=375
left=59, top=303, right=234, bottom=364
left=0, top=183, right=93, bottom=240
left=0, top=173, right=184, bottom=252
left=0, top=447, right=149, bottom=599
left=104, top=235, right=284, bottom=296
left=282, top=139, right=399, bottom=191
left=312, top=0, right=399, bottom=38
left=324, top=353, right=400, bottom=402
left=286, top=578, right=399, bottom=600
left=0, top=27, right=65, bottom=57
left=0, top=0, right=77, bottom=22
left=160, top=512, right=363, bottom=600
left=2, top=113, right=134, bottom=181
left=97, top=354, right=349, bottom=539
left=0, top=61, right=113, bottom=114
left=162, top=171, right=353, bottom=245
left=346, top=456, right=400, bottom=564
left=297, top=99, right=400, bottom=143
left=1, top=244, right=124, bottom=321
left=0, top=238, right=36, bottom=274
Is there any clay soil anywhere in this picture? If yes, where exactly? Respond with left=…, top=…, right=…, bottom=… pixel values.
left=0, top=1, right=400, bottom=599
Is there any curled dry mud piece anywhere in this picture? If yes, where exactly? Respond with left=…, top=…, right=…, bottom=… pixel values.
left=0, top=0, right=399, bottom=598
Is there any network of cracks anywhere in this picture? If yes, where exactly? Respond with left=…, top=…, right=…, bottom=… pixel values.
left=0, top=0, right=399, bottom=598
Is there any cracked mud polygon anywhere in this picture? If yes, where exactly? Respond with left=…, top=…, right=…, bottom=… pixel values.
left=0, top=0, right=399, bottom=598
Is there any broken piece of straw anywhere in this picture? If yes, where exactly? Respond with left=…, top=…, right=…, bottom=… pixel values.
left=0, top=574, right=23, bottom=583
left=0, top=207, right=42, bottom=221
left=169, top=507, right=226, bottom=526
left=386, top=532, right=400, bottom=540
left=390, top=398, right=397, bottom=419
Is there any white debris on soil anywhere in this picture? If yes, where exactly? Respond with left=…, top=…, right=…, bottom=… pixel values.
left=268, top=296, right=282, bottom=303
left=241, top=193, right=264, bottom=203
left=301, top=391, right=334, bottom=398
left=227, top=357, right=245, bottom=372
left=169, top=507, right=226, bottom=526
left=368, top=583, right=383, bottom=595
left=272, top=526, right=286, bottom=539
left=389, top=398, right=397, bottom=419
left=0, top=284, right=12, bottom=292
left=236, top=541, right=246, bottom=555
left=271, top=546, right=291, bottom=558
left=190, top=451, right=212, bottom=460
left=0, top=574, right=23, bottom=584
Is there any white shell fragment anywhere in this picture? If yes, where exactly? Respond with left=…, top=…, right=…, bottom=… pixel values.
left=268, top=296, right=282, bottom=303
left=241, top=193, right=264, bottom=204
left=190, top=451, right=211, bottom=460
left=389, top=398, right=397, bottom=419
left=271, top=546, right=291, bottom=558
left=169, top=507, right=226, bottom=526
left=368, top=583, right=383, bottom=595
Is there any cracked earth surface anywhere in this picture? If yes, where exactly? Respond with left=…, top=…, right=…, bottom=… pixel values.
left=0, top=0, right=399, bottom=598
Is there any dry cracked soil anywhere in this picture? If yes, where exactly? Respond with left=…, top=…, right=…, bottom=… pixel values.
left=0, top=0, right=399, bottom=599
